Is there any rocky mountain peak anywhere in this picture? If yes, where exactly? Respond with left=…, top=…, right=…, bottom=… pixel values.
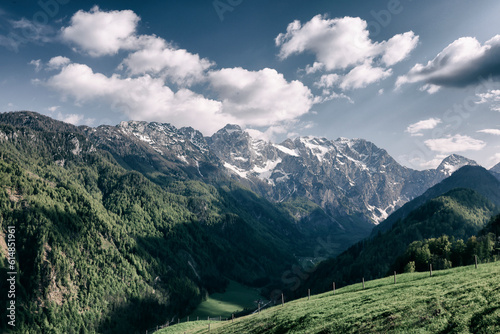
left=437, top=154, right=478, bottom=177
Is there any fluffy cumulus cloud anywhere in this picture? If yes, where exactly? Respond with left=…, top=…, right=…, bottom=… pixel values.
left=46, top=63, right=229, bottom=134
left=42, top=7, right=317, bottom=135
left=339, top=62, right=392, bottom=90
left=397, top=35, right=500, bottom=91
left=47, top=56, right=71, bottom=71
left=61, top=6, right=140, bottom=57
left=276, top=15, right=418, bottom=91
left=424, top=134, right=486, bottom=153
left=406, top=118, right=442, bottom=136
left=61, top=7, right=214, bottom=86
left=119, top=36, right=214, bottom=86
left=208, top=67, right=314, bottom=127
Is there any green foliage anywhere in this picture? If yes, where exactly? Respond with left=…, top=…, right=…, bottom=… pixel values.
left=0, top=114, right=300, bottom=333
left=396, top=231, right=499, bottom=273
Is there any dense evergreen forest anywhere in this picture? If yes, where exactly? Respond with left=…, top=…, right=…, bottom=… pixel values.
left=0, top=113, right=305, bottom=333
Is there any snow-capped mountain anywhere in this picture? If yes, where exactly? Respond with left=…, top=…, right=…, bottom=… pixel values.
left=436, top=154, right=478, bottom=177
left=88, top=121, right=478, bottom=226
left=206, top=125, right=478, bottom=225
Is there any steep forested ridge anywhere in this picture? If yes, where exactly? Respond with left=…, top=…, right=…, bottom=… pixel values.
left=0, top=112, right=303, bottom=333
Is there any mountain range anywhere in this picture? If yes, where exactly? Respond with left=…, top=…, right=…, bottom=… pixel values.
left=0, top=111, right=499, bottom=333
left=86, top=119, right=481, bottom=224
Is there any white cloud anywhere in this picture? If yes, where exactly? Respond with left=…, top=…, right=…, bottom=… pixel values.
left=477, top=129, right=500, bottom=136
left=61, top=7, right=215, bottom=86
left=380, top=31, right=420, bottom=67
left=419, top=84, right=441, bottom=94
left=305, top=62, right=325, bottom=74
left=208, top=67, right=314, bottom=127
left=276, top=15, right=417, bottom=91
left=276, top=16, right=375, bottom=70
left=397, top=35, right=500, bottom=91
left=57, top=113, right=84, bottom=125
left=476, top=89, right=500, bottom=111
left=339, top=62, right=392, bottom=90
left=47, top=56, right=71, bottom=71
left=61, top=6, right=140, bottom=57
left=424, top=134, right=486, bottom=153
left=47, top=106, right=60, bottom=112
left=406, top=118, right=442, bottom=136
left=48, top=7, right=318, bottom=135
left=29, top=59, right=42, bottom=72
left=119, top=36, right=214, bottom=86
left=314, top=74, right=340, bottom=88
left=46, top=63, right=229, bottom=134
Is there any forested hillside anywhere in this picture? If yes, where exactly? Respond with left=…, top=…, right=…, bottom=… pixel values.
left=296, top=184, right=499, bottom=298
left=0, top=112, right=303, bottom=333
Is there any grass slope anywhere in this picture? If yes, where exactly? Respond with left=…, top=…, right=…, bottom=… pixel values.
left=160, top=261, right=500, bottom=333
left=189, top=281, right=263, bottom=319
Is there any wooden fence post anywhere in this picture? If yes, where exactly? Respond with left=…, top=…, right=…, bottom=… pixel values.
left=232, top=314, right=234, bottom=323
left=333, top=282, right=336, bottom=294
left=394, top=271, right=396, bottom=284
left=430, top=264, right=433, bottom=277
left=187, top=316, right=189, bottom=322
left=475, top=255, right=478, bottom=269
left=258, top=302, right=261, bottom=314
left=308, top=289, right=310, bottom=300
left=362, top=277, right=365, bottom=289
left=281, top=293, right=284, bottom=307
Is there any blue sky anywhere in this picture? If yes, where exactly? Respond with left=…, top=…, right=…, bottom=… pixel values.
left=1, top=0, right=500, bottom=169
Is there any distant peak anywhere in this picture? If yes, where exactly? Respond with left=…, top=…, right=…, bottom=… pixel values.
left=490, top=162, right=500, bottom=173
left=222, top=124, right=242, bottom=131
left=437, top=154, right=478, bottom=176
left=213, top=124, right=244, bottom=137
left=439, top=154, right=477, bottom=166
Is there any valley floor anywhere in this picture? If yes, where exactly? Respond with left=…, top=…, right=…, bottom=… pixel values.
left=158, top=261, right=500, bottom=333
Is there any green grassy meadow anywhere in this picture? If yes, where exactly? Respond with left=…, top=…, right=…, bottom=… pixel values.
left=159, top=261, right=500, bottom=333
left=187, top=281, right=263, bottom=320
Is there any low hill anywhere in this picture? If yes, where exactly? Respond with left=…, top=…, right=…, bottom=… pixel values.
left=159, top=261, right=500, bottom=333
left=373, top=165, right=500, bottom=235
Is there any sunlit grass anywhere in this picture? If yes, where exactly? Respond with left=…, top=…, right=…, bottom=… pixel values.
left=159, top=261, right=500, bottom=333
left=187, top=280, right=263, bottom=320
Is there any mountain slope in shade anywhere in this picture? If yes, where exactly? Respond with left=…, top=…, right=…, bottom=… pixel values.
left=297, top=185, right=499, bottom=297
left=490, top=162, right=500, bottom=181
left=373, top=165, right=500, bottom=235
